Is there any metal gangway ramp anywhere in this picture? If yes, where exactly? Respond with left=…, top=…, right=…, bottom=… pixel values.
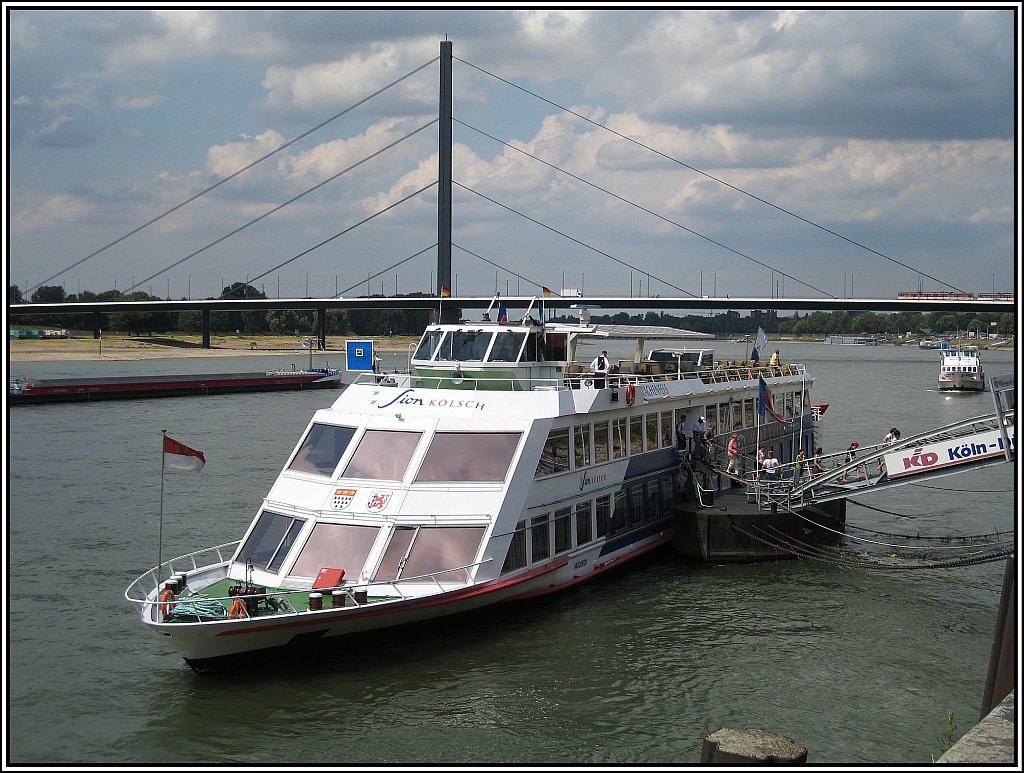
left=748, top=412, right=1014, bottom=511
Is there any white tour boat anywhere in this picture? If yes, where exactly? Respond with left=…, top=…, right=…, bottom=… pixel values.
left=938, top=344, right=985, bottom=391
left=126, top=300, right=818, bottom=670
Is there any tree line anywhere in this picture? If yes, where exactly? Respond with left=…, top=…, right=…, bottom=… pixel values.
left=10, top=283, right=1013, bottom=338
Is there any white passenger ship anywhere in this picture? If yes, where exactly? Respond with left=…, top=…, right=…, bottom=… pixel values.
left=938, top=344, right=985, bottom=391
left=126, top=300, right=818, bottom=670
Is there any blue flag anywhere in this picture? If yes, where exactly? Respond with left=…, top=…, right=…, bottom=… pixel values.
left=498, top=304, right=509, bottom=323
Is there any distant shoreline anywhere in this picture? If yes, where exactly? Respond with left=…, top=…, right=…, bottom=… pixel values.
left=8, top=332, right=1013, bottom=362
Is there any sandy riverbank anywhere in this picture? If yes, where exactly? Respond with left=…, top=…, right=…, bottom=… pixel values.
left=8, top=334, right=421, bottom=362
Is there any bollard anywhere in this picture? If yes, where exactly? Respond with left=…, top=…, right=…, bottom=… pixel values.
left=700, top=728, right=807, bottom=765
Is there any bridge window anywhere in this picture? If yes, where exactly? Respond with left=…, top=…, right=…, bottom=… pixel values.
left=342, top=429, right=421, bottom=481
left=743, top=398, right=755, bottom=428
left=416, top=432, right=521, bottom=482
left=488, top=331, right=525, bottom=362
left=413, top=329, right=444, bottom=360
left=288, top=423, right=357, bottom=476
left=288, top=522, right=380, bottom=580
left=646, top=413, right=658, bottom=450
left=435, top=330, right=492, bottom=362
left=660, top=411, right=674, bottom=448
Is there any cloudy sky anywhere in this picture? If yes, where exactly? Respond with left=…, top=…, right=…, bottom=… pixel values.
left=6, top=5, right=1018, bottom=303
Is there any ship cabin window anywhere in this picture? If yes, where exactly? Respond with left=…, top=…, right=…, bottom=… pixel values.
left=629, top=416, right=643, bottom=455
left=554, top=507, right=573, bottom=554
left=238, top=511, right=306, bottom=572
left=500, top=520, right=528, bottom=573
left=488, top=331, right=525, bottom=362
left=645, top=414, right=658, bottom=450
left=373, top=525, right=485, bottom=584
left=612, top=419, right=626, bottom=458
left=342, top=429, right=422, bottom=481
left=288, top=522, right=380, bottom=580
left=531, top=514, right=551, bottom=562
left=415, top=432, right=521, bottom=482
left=743, top=398, right=755, bottom=429
left=596, top=495, right=611, bottom=537
left=536, top=427, right=570, bottom=477
left=413, top=329, right=444, bottom=361
left=612, top=491, right=628, bottom=531
left=594, top=422, right=610, bottom=463
left=574, top=425, right=592, bottom=467
left=575, top=501, right=593, bottom=544
left=435, top=329, right=491, bottom=362
left=288, top=423, right=357, bottom=476
left=660, top=412, right=673, bottom=448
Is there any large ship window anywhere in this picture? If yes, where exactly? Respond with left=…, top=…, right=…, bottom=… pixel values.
left=288, top=523, right=380, bottom=580
left=390, top=526, right=485, bottom=583
left=543, top=333, right=566, bottom=361
left=536, top=427, right=570, bottom=477
left=501, top=520, right=528, bottom=574
left=238, top=511, right=305, bottom=571
left=596, top=494, right=611, bottom=537
left=629, top=416, right=643, bottom=455
left=575, top=501, right=593, bottom=545
left=435, top=330, right=492, bottom=362
left=488, top=332, right=525, bottom=362
left=416, top=432, right=521, bottom=482
left=288, top=423, right=357, bottom=476
left=342, top=429, right=421, bottom=481
left=554, top=507, right=573, bottom=554
left=574, top=425, right=591, bottom=468
left=531, top=514, right=551, bottom=562
left=612, top=418, right=626, bottom=458
left=594, top=421, right=610, bottom=464
left=413, top=329, right=444, bottom=361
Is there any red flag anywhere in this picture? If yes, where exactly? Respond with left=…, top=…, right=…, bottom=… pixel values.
left=164, top=434, right=206, bottom=472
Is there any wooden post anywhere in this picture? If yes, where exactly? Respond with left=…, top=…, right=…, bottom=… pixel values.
left=701, top=728, right=807, bottom=764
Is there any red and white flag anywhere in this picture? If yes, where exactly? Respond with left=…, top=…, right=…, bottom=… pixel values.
left=163, top=434, right=206, bottom=472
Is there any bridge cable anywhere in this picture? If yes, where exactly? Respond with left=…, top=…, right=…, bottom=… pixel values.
left=455, top=118, right=834, bottom=298
left=29, top=56, right=440, bottom=295
left=246, top=182, right=438, bottom=287
left=456, top=56, right=966, bottom=294
left=453, top=180, right=694, bottom=297
left=451, top=242, right=552, bottom=297
left=335, top=243, right=439, bottom=299
left=128, top=119, right=439, bottom=296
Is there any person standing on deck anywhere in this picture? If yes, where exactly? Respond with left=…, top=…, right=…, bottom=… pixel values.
left=676, top=414, right=690, bottom=452
left=769, top=349, right=780, bottom=367
left=795, top=448, right=807, bottom=483
left=761, top=448, right=781, bottom=488
left=726, top=434, right=740, bottom=476
left=589, top=351, right=610, bottom=388
left=691, top=416, right=706, bottom=457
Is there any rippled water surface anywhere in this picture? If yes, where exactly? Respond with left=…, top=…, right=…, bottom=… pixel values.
left=6, top=342, right=1016, bottom=764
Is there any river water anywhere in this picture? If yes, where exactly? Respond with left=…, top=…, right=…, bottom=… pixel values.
left=6, top=341, right=1016, bottom=765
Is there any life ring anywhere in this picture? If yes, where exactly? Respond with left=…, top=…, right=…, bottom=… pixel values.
left=159, top=588, right=176, bottom=619
left=625, top=383, right=636, bottom=406
left=228, top=597, right=248, bottom=620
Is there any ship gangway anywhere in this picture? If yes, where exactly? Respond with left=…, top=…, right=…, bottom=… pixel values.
left=744, top=412, right=1014, bottom=512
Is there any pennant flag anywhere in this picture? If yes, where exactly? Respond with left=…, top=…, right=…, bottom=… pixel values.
left=164, top=434, right=206, bottom=472
left=440, top=287, right=451, bottom=298
left=757, top=377, right=784, bottom=422
left=497, top=304, right=509, bottom=323
left=542, top=286, right=553, bottom=296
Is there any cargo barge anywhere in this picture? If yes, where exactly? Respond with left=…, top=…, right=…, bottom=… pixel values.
left=9, top=368, right=344, bottom=405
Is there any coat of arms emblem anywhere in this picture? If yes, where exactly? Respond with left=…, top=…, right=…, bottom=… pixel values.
left=367, top=491, right=392, bottom=511
left=330, top=488, right=357, bottom=510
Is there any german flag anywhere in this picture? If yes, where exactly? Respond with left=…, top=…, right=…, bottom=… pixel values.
left=542, top=286, right=553, bottom=296
left=440, top=287, right=451, bottom=297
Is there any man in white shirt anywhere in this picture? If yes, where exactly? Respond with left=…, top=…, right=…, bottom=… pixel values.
left=590, top=350, right=610, bottom=388
left=761, top=448, right=781, bottom=487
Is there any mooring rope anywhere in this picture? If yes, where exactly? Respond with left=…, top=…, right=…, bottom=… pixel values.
left=732, top=522, right=1013, bottom=571
left=164, top=595, right=228, bottom=621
